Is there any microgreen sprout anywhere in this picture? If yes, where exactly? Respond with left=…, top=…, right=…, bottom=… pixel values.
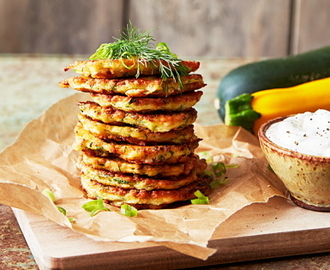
left=82, top=199, right=111, bottom=217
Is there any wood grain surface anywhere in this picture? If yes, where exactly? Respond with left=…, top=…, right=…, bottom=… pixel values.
left=291, top=0, right=330, bottom=54
left=129, top=0, right=291, bottom=57
left=12, top=196, right=330, bottom=270
left=0, top=0, right=124, bottom=54
left=1, top=0, right=330, bottom=56
left=1, top=53, right=330, bottom=270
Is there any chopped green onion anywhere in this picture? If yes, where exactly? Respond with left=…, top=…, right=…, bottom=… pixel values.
left=156, top=42, right=177, bottom=58
left=120, top=52, right=135, bottom=69
left=58, top=207, right=75, bottom=223
left=225, top=164, right=239, bottom=169
left=41, top=188, right=56, bottom=202
left=89, top=208, right=104, bottom=217
left=212, top=162, right=227, bottom=177
left=194, top=190, right=205, bottom=198
left=67, top=217, right=76, bottom=223
left=156, top=42, right=170, bottom=52
left=210, top=177, right=228, bottom=188
left=197, top=151, right=213, bottom=163
left=82, top=199, right=110, bottom=217
left=42, top=189, right=74, bottom=222
left=190, top=190, right=209, bottom=205
left=57, top=206, right=67, bottom=215
left=267, top=164, right=275, bottom=173
left=120, top=204, right=138, bottom=217
left=191, top=198, right=209, bottom=204
left=82, top=199, right=104, bottom=211
left=204, top=161, right=238, bottom=188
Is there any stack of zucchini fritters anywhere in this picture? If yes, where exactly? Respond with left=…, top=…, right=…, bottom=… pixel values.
left=59, top=57, right=212, bottom=209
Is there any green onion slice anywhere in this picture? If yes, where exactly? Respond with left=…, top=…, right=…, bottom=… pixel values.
left=156, top=42, right=177, bottom=58
left=57, top=206, right=67, bottom=215
left=197, top=151, right=213, bottom=163
left=120, top=204, right=138, bottom=217
left=41, top=188, right=56, bottom=202
left=82, top=199, right=110, bottom=217
left=190, top=190, right=209, bottom=205
left=212, top=162, right=227, bottom=177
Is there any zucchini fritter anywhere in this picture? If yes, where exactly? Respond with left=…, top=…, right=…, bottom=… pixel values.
left=60, top=43, right=210, bottom=209
left=64, top=58, right=200, bottom=79
left=78, top=113, right=198, bottom=145
left=73, top=123, right=199, bottom=164
left=59, top=74, right=206, bottom=97
left=81, top=174, right=212, bottom=209
left=78, top=102, right=197, bottom=132
left=90, top=91, right=203, bottom=112
left=78, top=157, right=207, bottom=190
left=80, top=151, right=200, bottom=177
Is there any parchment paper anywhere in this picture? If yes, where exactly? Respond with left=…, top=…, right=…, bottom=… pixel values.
left=0, top=93, right=287, bottom=260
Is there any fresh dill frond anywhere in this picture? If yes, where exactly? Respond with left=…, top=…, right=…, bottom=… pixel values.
left=89, top=22, right=189, bottom=88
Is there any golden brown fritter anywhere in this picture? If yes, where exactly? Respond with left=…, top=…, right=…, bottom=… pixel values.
left=81, top=174, right=212, bottom=209
left=77, top=157, right=207, bottom=191
left=78, top=113, right=198, bottom=145
left=80, top=151, right=200, bottom=177
left=64, top=58, right=200, bottom=79
left=73, top=123, right=199, bottom=164
left=90, top=91, right=203, bottom=112
left=62, top=54, right=209, bottom=209
left=77, top=102, right=198, bottom=132
left=59, top=74, right=206, bottom=97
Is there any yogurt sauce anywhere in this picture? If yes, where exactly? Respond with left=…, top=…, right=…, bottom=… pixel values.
left=266, top=109, right=330, bottom=157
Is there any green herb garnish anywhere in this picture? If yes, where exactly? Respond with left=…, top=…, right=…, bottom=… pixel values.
left=89, top=22, right=189, bottom=89
left=82, top=199, right=110, bottom=217
left=120, top=204, right=138, bottom=217
left=197, top=151, right=213, bottom=163
left=191, top=190, right=209, bottom=205
left=208, top=162, right=238, bottom=188
left=267, top=164, right=275, bottom=173
left=197, top=152, right=239, bottom=188
left=57, top=206, right=67, bottom=215
left=42, top=188, right=56, bottom=202
left=41, top=189, right=74, bottom=222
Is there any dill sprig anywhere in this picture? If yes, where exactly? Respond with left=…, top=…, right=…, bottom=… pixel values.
left=89, top=23, right=189, bottom=87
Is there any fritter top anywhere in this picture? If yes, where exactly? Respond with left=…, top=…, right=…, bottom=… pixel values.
left=64, top=58, right=200, bottom=79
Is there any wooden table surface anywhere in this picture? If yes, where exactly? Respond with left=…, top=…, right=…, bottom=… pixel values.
left=1, top=55, right=330, bottom=270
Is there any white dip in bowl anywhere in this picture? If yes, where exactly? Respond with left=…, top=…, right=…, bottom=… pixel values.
left=266, top=109, right=330, bottom=157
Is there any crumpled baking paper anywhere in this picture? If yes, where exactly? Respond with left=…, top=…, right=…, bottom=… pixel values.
left=0, top=93, right=286, bottom=260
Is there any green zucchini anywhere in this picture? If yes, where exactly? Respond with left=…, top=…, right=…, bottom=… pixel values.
left=216, top=45, right=330, bottom=120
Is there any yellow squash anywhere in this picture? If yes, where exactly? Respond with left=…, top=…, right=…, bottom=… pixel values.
left=224, top=77, right=330, bottom=135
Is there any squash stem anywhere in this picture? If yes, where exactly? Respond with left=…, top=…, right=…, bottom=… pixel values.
left=224, top=93, right=261, bottom=133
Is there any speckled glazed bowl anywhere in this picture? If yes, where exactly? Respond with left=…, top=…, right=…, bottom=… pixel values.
left=258, top=116, right=330, bottom=212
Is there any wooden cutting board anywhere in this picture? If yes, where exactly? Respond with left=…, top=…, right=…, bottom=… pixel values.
left=13, top=196, right=330, bottom=270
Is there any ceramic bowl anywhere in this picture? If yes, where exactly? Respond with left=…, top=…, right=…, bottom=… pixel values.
left=258, top=116, right=330, bottom=212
